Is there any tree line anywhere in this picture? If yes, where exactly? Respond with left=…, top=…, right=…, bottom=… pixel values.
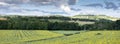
left=0, top=16, right=120, bottom=30
left=0, top=16, right=80, bottom=30
left=0, top=20, right=80, bottom=30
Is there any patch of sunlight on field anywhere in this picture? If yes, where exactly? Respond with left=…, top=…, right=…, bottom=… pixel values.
left=0, top=30, right=64, bottom=44
left=18, top=31, right=120, bottom=44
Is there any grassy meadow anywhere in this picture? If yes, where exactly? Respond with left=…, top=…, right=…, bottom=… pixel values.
left=0, top=30, right=120, bottom=44
left=0, top=15, right=120, bottom=44
left=0, top=30, right=63, bottom=44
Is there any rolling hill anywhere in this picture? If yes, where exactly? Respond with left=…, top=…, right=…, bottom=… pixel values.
left=72, top=15, right=119, bottom=21
left=0, top=15, right=119, bottom=25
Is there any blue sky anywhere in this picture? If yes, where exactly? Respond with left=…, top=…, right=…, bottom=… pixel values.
left=0, top=0, right=120, bottom=18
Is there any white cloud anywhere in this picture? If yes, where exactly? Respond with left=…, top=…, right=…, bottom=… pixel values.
left=60, top=5, right=71, bottom=12
left=0, top=2, right=10, bottom=6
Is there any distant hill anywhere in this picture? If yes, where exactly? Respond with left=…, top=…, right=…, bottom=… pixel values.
left=0, top=15, right=119, bottom=25
left=0, top=18, right=7, bottom=20
left=72, top=15, right=119, bottom=21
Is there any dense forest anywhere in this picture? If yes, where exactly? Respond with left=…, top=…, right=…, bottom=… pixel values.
left=0, top=16, right=120, bottom=30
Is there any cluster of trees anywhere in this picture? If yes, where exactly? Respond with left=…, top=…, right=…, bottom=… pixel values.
left=82, top=19, right=120, bottom=30
left=113, top=20, right=120, bottom=30
left=0, top=19, right=48, bottom=30
left=0, top=16, right=120, bottom=30
left=48, top=22, right=80, bottom=30
left=0, top=20, right=80, bottom=30
left=18, top=16, right=96, bottom=22
left=0, top=16, right=80, bottom=30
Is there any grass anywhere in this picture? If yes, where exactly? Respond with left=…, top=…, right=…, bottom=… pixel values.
left=0, top=30, right=120, bottom=44
left=19, top=31, right=120, bottom=44
left=0, top=30, right=64, bottom=44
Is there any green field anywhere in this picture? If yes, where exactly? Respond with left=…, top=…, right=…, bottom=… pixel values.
left=0, top=30, right=64, bottom=44
left=0, top=30, right=120, bottom=44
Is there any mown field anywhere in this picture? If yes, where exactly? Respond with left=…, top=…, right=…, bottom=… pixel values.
left=0, top=30, right=64, bottom=44
left=0, top=30, right=120, bottom=44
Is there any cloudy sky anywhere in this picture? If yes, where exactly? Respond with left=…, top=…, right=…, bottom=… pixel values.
left=0, top=0, right=120, bottom=18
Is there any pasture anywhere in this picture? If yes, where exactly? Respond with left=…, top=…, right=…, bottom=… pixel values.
left=0, top=30, right=120, bottom=44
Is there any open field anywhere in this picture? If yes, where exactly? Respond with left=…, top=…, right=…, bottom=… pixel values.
left=0, top=30, right=120, bottom=44
left=0, top=30, right=64, bottom=44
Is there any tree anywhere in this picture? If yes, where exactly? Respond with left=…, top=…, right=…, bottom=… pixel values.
left=0, top=20, right=8, bottom=29
left=114, top=20, right=120, bottom=30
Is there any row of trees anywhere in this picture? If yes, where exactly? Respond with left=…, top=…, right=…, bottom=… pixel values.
left=0, top=20, right=120, bottom=30
left=0, top=16, right=120, bottom=30
left=0, top=20, right=47, bottom=29
left=0, top=20, right=80, bottom=30
left=82, top=20, right=120, bottom=30
left=11, top=16, right=96, bottom=22
left=48, top=22, right=80, bottom=30
left=0, top=16, right=80, bottom=30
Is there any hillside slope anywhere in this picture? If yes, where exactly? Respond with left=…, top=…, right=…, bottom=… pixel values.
left=72, top=15, right=119, bottom=21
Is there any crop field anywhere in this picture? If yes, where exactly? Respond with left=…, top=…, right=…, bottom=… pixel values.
left=0, top=30, right=120, bottom=44
left=0, top=30, right=64, bottom=44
